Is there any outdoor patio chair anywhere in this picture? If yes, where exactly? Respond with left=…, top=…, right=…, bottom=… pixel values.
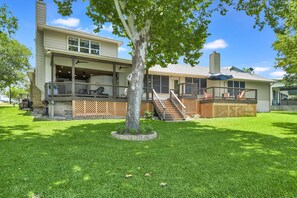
left=203, top=91, right=213, bottom=99
left=237, top=91, right=246, bottom=100
left=222, top=93, right=230, bottom=98
left=89, top=87, right=109, bottom=98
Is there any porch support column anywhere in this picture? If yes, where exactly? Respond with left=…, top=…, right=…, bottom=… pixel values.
left=146, top=69, right=149, bottom=100
left=113, top=63, right=116, bottom=98
left=50, top=53, right=54, bottom=82
left=50, top=53, right=54, bottom=97
left=72, top=58, right=75, bottom=97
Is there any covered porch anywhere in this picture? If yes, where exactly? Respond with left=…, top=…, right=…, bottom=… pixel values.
left=43, top=50, right=152, bottom=118
left=44, top=50, right=151, bottom=101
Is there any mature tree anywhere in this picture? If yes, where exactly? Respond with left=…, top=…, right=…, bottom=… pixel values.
left=54, top=0, right=292, bottom=132
left=0, top=4, right=18, bottom=36
left=243, top=67, right=255, bottom=74
left=0, top=4, right=31, bottom=103
left=272, top=1, right=297, bottom=85
left=4, top=85, right=28, bottom=100
left=55, top=0, right=214, bottom=132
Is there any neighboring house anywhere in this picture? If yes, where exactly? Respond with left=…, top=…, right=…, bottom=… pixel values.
left=271, top=81, right=297, bottom=111
left=30, top=0, right=274, bottom=120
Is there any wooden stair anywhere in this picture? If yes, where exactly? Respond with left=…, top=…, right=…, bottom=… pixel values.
left=158, top=99, right=184, bottom=121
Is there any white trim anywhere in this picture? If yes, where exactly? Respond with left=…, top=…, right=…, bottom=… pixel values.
left=67, top=36, right=101, bottom=56
left=45, top=47, right=132, bottom=65
left=38, top=24, right=123, bottom=47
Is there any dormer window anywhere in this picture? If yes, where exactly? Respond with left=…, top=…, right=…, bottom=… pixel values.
left=68, top=36, right=100, bottom=55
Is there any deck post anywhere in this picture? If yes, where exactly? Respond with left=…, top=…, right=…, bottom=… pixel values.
left=72, top=58, right=75, bottom=97
left=113, top=63, right=116, bottom=98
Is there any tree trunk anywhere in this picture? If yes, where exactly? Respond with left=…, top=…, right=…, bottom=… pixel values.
left=9, top=84, right=11, bottom=104
left=126, top=37, right=147, bottom=133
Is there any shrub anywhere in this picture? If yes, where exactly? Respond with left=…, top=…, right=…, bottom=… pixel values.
left=129, top=128, right=137, bottom=135
left=144, top=110, right=154, bottom=120
left=115, top=124, right=154, bottom=135
left=140, top=124, right=154, bottom=134
left=115, top=125, right=126, bottom=134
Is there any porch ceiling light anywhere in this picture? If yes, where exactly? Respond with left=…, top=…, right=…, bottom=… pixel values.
left=46, top=50, right=51, bottom=54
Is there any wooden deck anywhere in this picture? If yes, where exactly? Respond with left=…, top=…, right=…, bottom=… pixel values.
left=181, top=98, right=257, bottom=118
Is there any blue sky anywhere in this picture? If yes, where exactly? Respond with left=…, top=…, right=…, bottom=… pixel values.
left=2, top=0, right=285, bottom=79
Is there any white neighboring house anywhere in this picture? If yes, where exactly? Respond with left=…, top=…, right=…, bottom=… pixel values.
left=271, top=81, right=297, bottom=110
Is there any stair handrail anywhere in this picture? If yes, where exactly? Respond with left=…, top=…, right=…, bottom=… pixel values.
left=152, top=88, right=166, bottom=120
left=170, top=90, right=186, bottom=119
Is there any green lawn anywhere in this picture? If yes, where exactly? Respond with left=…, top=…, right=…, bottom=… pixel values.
left=0, top=105, right=297, bottom=198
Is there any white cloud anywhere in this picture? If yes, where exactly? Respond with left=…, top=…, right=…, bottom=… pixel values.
left=118, top=47, right=128, bottom=52
left=270, top=71, right=286, bottom=78
left=102, top=24, right=113, bottom=32
left=52, top=18, right=80, bottom=28
left=204, top=39, right=228, bottom=50
left=254, top=67, right=270, bottom=73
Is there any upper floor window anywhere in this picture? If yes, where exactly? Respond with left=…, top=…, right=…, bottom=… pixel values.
left=68, top=36, right=100, bottom=55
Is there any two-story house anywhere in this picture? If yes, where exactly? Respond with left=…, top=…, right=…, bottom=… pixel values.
left=30, top=0, right=274, bottom=120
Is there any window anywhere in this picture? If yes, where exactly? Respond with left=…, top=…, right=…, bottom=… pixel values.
left=185, top=77, right=207, bottom=94
left=80, top=39, right=89, bottom=53
left=68, top=36, right=100, bottom=55
left=227, top=81, right=245, bottom=96
left=68, top=37, right=78, bottom=52
left=144, top=75, right=169, bottom=93
left=91, top=41, right=100, bottom=55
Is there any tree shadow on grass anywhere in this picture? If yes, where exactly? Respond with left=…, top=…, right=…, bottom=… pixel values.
left=271, top=111, right=297, bottom=116
left=272, top=122, right=297, bottom=135
left=0, top=119, right=296, bottom=197
left=17, top=111, right=32, bottom=116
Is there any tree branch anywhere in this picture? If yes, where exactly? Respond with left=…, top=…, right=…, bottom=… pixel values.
left=126, top=13, right=139, bottom=41
left=114, top=0, right=135, bottom=44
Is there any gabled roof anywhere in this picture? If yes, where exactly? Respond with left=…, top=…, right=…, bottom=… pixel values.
left=149, top=65, right=274, bottom=83
left=37, top=24, right=123, bottom=47
left=222, top=66, right=274, bottom=82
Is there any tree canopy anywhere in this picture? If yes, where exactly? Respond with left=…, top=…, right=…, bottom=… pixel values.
left=0, top=4, right=31, bottom=93
left=273, top=1, right=297, bottom=85
left=0, top=33, right=32, bottom=90
left=0, top=4, right=18, bottom=36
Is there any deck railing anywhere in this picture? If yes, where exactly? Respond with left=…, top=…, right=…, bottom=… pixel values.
left=170, top=90, right=186, bottom=119
left=177, top=83, right=257, bottom=102
left=200, top=87, right=257, bottom=101
left=45, top=82, right=128, bottom=99
left=152, top=88, right=166, bottom=120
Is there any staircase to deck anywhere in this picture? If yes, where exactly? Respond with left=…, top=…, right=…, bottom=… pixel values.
left=162, top=99, right=184, bottom=121
left=152, top=89, right=186, bottom=121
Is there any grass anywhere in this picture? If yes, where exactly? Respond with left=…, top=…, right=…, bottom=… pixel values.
left=0, top=105, right=297, bottom=197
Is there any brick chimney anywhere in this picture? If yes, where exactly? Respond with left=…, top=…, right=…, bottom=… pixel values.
left=209, top=51, right=220, bottom=74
